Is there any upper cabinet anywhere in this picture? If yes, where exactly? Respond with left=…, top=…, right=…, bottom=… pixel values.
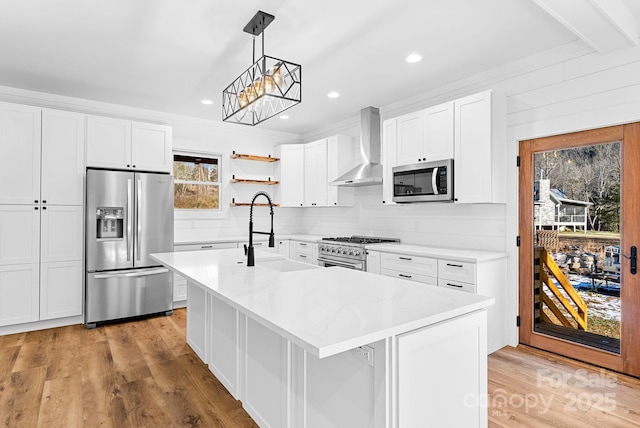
left=0, top=103, right=42, bottom=205
left=304, top=139, right=328, bottom=207
left=86, top=115, right=172, bottom=173
left=41, top=109, right=86, bottom=205
left=453, top=90, right=506, bottom=204
left=280, top=135, right=354, bottom=208
left=382, top=90, right=506, bottom=204
left=395, top=101, right=454, bottom=167
left=280, top=144, right=305, bottom=207
left=326, top=135, right=354, bottom=207
left=0, top=104, right=85, bottom=206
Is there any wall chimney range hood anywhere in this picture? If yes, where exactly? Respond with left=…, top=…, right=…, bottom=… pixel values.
left=331, top=106, right=383, bottom=187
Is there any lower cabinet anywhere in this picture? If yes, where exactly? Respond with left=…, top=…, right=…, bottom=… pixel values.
left=186, top=282, right=488, bottom=428
left=0, top=204, right=83, bottom=328
left=397, top=310, right=487, bottom=428
left=290, top=240, right=318, bottom=265
left=0, top=264, right=39, bottom=326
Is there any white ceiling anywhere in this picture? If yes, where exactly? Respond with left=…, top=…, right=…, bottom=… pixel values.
left=1, top=0, right=639, bottom=135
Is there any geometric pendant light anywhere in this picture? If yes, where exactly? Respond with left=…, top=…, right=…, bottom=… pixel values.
left=222, top=11, right=302, bottom=126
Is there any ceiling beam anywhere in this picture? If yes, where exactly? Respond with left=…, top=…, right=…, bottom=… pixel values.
left=531, top=0, right=639, bottom=54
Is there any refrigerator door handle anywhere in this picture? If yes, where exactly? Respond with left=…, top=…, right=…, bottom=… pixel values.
left=93, top=268, right=169, bottom=279
left=127, top=178, right=133, bottom=261
left=136, top=178, right=142, bottom=262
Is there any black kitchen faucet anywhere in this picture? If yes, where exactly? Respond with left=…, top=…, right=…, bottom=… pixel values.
left=246, top=191, right=275, bottom=266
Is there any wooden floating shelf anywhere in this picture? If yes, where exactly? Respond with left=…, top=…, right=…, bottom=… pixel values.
left=231, top=178, right=279, bottom=185
left=230, top=202, right=280, bottom=207
left=230, top=153, right=280, bottom=162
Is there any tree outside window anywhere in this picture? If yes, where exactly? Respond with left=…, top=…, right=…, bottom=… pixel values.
left=173, top=154, right=220, bottom=209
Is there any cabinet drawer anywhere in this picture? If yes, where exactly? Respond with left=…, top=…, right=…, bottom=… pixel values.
left=437, top=278, right=475, bottom=293
left=294, top=241, right=314, bottom=255
left=381, top=268, right=437, bottom=286
left=175, top=242, right=237, bottom=251
left=438, top=259, right=476, bottom=284
left=294, top=253, right=314, bottom=264
left=381, top=253, right=437, bottom=277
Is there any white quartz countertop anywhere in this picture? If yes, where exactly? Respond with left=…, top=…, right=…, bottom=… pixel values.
left=151, top=248, right=494, bottom=359
left=367, top=243, right=508, bottom=263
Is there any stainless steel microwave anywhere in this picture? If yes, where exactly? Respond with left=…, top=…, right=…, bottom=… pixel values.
left=392, top=159, right=453, bottom=203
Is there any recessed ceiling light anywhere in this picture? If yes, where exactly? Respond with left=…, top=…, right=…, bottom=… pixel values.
left=406, top=54, right=422, bottom=63
left=327, top=91, right=340, bottom=98
left=279, top=115, right=289, bottom=119
left=201, top=99, right=213, bottom=105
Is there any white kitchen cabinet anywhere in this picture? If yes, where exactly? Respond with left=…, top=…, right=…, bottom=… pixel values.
left=187, top=281, right=207, bottom=361
left=424, top=101, right=454, bottom=161
left=326, top=134, right=355, bottom=207
left=0, top=205, right=40, bottom=266
left=396, top=110, right=424, bottom=166
left=0, top=264, right=40, bottom=326
left=304, top=139, right=328, bottom=207
left=39, top=261, right=83, bottom=320
left=380, top=252, right=438, bottom=286
left=397, top=310, right=487, bottom=428
left=86, top=115, right=172, bottom=173
left=86, top=115, right=131, bottom=170
left=207, top=293, right=240, bottom=397
left=381, top=119, right=397, bottom=205
left=377, top=247, right=506, bottom=354
left=0, top=103, right=41, bottom=205
left=131, top=121, right=172, bottom=172
left=366, top=250, right=381, bottom=274
left=243, top=317, right=290, bottom=428
left=41, top=109, right=86, bottom=205
left=290, top=240, right=317, bottom=265
left=40, top=205, right=83, bottom=263
left=277, top=239, right=290, bottom=258
left=279, top=144, right=305, bottom=207
left=454, top=90, right=506, bottom=203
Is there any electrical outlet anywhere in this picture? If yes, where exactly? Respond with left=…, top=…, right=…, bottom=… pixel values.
left=352, top=345, right=374, bottom=366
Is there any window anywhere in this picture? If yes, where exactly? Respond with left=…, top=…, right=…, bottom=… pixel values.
left=173, top=154, right=221, bottom=209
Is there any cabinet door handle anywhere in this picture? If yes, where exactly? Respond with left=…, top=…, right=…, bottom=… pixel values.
left=399, top=274, right=412, bottom=279
left=446, top=263, right=463, bottom=268
left=447, top=283, right=463, bottom=288
left=201, top=245, right=213, bottom=249
left=300, top=243, right=307, bottom=246
left=300, top=254, right=307, bottom=258
left=399, top=256, right=412, bottom=261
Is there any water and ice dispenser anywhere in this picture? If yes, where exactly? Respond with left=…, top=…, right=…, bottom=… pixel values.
left=96, top=207, right=124, bottom=239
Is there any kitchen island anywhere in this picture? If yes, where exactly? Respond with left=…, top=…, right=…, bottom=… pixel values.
left=151, top=248, right=494, bottom=428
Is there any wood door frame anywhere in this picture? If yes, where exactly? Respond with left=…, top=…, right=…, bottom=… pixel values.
left=519, top=123, right=640, bottom=377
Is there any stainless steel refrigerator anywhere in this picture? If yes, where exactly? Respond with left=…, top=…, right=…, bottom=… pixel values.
left=85, top=168, right=174, bottom=328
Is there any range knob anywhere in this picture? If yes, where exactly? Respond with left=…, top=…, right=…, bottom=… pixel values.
left=353, top=250, right=360, bottom=257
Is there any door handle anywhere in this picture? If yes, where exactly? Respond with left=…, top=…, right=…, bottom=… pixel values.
left=622, top=246, right=637, bottom=275
left=136, top=179, right=141, bottom=262
left=127, top=178, right=133, bottom=261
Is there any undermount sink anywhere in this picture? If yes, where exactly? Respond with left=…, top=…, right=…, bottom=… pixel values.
left=260, top=258, right=320, bottom=272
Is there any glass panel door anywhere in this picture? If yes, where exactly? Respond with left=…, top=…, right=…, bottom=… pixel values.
left=519, top=123, right=640, bottom=377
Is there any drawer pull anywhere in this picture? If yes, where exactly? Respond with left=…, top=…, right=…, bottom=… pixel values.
left=299, top=243, right=307, bottom=246
left=201, top=245, right=213, bottom=249
left=399, top=256, right=412, bottom=261
left=446, top=263, right=463, bottom=268
left=300, top=254, right=307, bottom=258
left=447, top=283, right=463, bottom=288
left=399, top=274, right=412, bottom=279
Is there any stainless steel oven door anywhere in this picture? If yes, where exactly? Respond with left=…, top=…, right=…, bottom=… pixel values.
left=317, top=256, right=364, bottom=271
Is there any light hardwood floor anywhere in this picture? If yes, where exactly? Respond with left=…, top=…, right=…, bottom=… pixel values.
left=1, top=309, right=639, bottom=427
left=0, top=309, right=257, bottom=427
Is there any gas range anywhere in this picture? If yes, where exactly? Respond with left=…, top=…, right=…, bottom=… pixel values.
left=317, top=236, right=400, bottom=270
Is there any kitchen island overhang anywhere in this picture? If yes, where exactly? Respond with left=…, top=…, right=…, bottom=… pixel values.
left=151, top=248, right=494, bottom=428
